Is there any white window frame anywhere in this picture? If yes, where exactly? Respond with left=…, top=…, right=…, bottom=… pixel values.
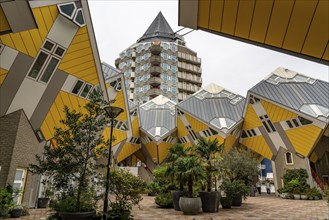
left=285, top=152, right=294, bottom=165
left=27, top=39, right=65, bottom=84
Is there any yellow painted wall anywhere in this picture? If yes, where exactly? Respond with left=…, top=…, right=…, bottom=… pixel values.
left=116, top=142, right=141, bottom=163
left=131, top=117, right=140, bottom=137
left=185, top=112, right=208, bottom=132
left=240, top=135, right=273, bottom=159
left=0, top=68, right=8, bottom=86
left=59, top=26, right=99, bottom=85
left=242, top=104, right=262, bottom=130
left=0, top=5, right=58, bottom=57
left=40, top=91, right=91, bottom=140
left=260, top=99, right=297, bottom=123
left=111, top=90, right=127, bottom=122
left=158, top=142, right=173, bottom=163
left=223, top=134, right=237, bottom=152
left=177, top=117, right=188, bottom=137
left=145, top=142, right=157, bottom=161
left=286, top=125, right=322, bottom=157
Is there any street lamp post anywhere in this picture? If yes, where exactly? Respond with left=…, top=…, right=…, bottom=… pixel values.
left=102, top=105, right=124, bottom=220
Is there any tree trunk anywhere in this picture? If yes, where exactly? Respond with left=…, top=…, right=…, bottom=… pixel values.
left=207, top=161, right=211, bottom=192
left=179, top=174, right=183, bottom=191
left=188, top=175, right=193, bottom=197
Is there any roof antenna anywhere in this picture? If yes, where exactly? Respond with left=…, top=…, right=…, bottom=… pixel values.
left=174, top=27, right=185, bottom=34
left=180, top=29, right=194, bottom=37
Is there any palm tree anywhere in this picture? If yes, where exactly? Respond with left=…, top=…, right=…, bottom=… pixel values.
left=194, top=138, right=224, bottom=192
left=176, top=155, right=204, bottom=198
left=164, top=143, right=188, bottom=191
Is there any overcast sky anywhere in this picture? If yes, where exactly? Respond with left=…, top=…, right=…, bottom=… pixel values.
left=89, top=0, right=329, bottom=97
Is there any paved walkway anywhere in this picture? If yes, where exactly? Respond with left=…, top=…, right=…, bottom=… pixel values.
left=131, top=194, right=329, bottom=220
left=14, top=194, right=329, bottom=220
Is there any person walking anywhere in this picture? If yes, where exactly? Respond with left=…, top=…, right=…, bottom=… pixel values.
left=256, top=180, right=261, bottom=195
left=265, top=179, right=271, bottom=195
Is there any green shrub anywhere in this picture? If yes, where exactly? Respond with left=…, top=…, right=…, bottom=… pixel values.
left=0, top=185, right=15, bottom=217
left=283, top=169, right=308, bottom=185
left=155, top=192, right=173, bottom=208
left=51, top=190, right=97, bottom=212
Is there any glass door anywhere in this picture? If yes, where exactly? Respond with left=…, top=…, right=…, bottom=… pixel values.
left=13, top=169, right=27, bottom=205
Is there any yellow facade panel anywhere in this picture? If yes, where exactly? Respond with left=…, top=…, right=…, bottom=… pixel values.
left=234, top=0, right=255, bottom=38
left=158, top=142, right=172, bottom=163
left=116, top=142, right=140, bottom=163
left=197, top=0, right=210, bottom=29
left=65, top=60, right=95, bottom=74
left=0, top=68, right=8, bottom=86
left=68, top=94, right=82, bottom=112
left=48, top=4, right=59, bottom=21
left=65, top=41, right=91, bottom=53
left=112, top=129, right=127, bottom=146
left=283, top=0, right=317, bottom=53
left=0, top=34, right=15, bottom=48
left=241, top=135, right=272, bottom=159
left=242, top=104, right=262, bottom=130
left=111, top=90, right=128, bottom=122
left=185, top=112, right=208, bottom=133
left=132, top=117, right=140, bottom=137
left=32, top=8, right=48, bottom=41
left=221, top=0, right=239, bottom=35
left=177, top=117, right=188, bottom=137
left=260, top=99, right=297, bottom=123
left=302, top=0, right=328, bottom=59
left=0, top=6, right=10, bottom=32
left=40, top=120, right=52, bottom=141
left=10, top=34, right=28, bottom=54
left=224, top=134, right=236, bottom=152
left=61, top=47, right=93, bottom=63
left=29, top=29, right=43, bottom=52
left=59, top=91, right=73, bottom=110
left=265, top=0, right=294, bottom=47
left=60, top=54, right=94, bottom=71
left=81, top=74, right=99, bottom=85
left=20, top=31, right=37, bottom=57
left=286, top=125, right=322, bottom=157
left=40, top=6, right=55, bottom=32
left=145, top=142, right=157, bottom=161
left=208, top=0, right=224, bottom=32
left=249, top=0, right=273, bottom=43
left=71, top=33, right=89, bottom=45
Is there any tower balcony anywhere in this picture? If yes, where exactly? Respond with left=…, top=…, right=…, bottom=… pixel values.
left=147, top=76, right=162, bottom=86
left=146, top=88, right=162, bottom=97
left=150, top=55, right=161, bottom=65
left=150, top=45, right=161, bottom=55
left=148, top=66, right=161, bottom=76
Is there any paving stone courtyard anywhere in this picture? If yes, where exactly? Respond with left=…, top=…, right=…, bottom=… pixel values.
left=16, top=194, right=328, bottom=220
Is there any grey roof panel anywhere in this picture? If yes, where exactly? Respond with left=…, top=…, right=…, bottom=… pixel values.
left=250, top=79, right=329, bottom=121
left=102, top=62, right=121, bottom=79
left=178, top=88, right=246, bottom=132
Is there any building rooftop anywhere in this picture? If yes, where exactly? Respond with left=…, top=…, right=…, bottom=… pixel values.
left=139, top=95, right=176, bottom=141
left=178, top=84, right=245, bottom=133
left=137, top=11, right=182, bottom=43
left=250, top=67, right=329, bottom=122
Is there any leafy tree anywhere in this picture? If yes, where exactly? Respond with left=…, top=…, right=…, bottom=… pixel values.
left=194, top=138, right=224, bottom=192
left=219, top=147, right=258, bottom=183
left=29, top=91, right=111, bottom=212
left=109, top=168, right=147, bottom=212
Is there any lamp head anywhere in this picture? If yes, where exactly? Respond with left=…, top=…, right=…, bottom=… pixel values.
left=102, top=105, right=124, bottom=119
